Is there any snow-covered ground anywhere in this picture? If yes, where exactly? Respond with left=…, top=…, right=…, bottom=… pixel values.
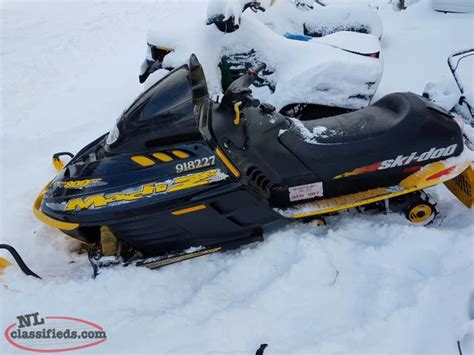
left=1, top=1, right=473, bottom=354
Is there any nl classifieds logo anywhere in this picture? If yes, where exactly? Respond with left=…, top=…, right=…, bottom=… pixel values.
left=4, top=312, right=107, bottom=352
left=334, top=144, right=458, bottom=179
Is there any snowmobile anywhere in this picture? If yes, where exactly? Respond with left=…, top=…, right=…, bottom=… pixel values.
left=423, top=48, right=474, bottom=127
left=205, top=0, right=383, bottom=38
left=254, top=0, right=383, bottom=39
left=33, top=55, right=473, bottom=274
left=140, top=0, right=382, bottom=120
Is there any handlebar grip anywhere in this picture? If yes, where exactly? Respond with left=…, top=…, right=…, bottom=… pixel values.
left=249, top=63, right=266, bottom=76
left=243, top=2, right=266, bottom=13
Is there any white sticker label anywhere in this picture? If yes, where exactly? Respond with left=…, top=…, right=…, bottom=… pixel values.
left=289, top=182, right=323, bottom=202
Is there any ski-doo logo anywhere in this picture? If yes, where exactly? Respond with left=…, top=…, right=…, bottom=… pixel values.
left=334, top=144, right=458, bottom=179
left=63, top=169, right=227, bottom=211
left=378, top=144, right=458, bottom=170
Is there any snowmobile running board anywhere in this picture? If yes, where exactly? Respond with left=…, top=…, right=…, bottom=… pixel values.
left=135, top=246, right=223, bottom=269
left=0, top=244, right=41, bottom=279
left=89, top=232, right=265, bottom=277
left=89, top=246, right=223, bottom=277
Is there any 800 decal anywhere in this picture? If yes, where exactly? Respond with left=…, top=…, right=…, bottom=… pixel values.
left=176, top=156, right=216, bottom=173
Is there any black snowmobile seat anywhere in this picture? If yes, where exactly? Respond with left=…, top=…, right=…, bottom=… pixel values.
left=295, top=93, right=415, bottom=144
left=278, top=92, right=454, bottom=179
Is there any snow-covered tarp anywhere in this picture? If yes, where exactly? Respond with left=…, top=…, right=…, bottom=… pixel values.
left=256, top=0, right=383, bottom=38
left=147, top=2, right=383, bottom=110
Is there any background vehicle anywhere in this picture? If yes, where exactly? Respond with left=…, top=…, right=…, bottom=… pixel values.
left=432, top=0, right=474, bottom=13
left=423, top=48, right=474, bottom=127
left=256, top=0, right=383, bottom=38
left=140, top=1, right=383, bottom=120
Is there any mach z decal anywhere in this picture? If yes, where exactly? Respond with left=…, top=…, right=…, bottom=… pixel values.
left=64, top=169, right=227, bottom=211
left=334, top=144, right=458, bottom=179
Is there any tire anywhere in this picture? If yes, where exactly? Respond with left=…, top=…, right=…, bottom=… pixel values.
left=405, top=202, right=436, bottom=225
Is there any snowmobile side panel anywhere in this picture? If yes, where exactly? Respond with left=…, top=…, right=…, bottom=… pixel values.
left=444, top=165, right=474, bottom=208
left=101, top=188, right=282, bottom=256
left=280, top=158, right=471, bottom=219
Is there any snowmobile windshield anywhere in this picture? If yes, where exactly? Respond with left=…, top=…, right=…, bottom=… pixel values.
left=106, top=66, right=201, bottom=153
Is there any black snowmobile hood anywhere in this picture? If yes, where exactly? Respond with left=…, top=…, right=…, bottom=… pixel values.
left=106, top=64, right=203, bottom=154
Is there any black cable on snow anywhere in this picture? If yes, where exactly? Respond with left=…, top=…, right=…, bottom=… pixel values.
left=0, top=244, right=41, bottom=279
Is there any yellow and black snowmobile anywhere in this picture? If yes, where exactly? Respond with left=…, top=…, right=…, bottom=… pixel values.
left=32, top=55, right=473, bottom=274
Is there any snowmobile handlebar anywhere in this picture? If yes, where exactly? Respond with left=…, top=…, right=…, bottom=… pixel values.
left=242, top=2, right=266, bottom=13
left=220, top=63, right=267, bottom=110
left=249, top=63, right=267, bottom=76
left=448, top=49, right=474, bottom=95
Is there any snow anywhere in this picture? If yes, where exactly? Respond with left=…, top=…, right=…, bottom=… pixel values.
left=310, top=31, right=381, bottom=55
left=147, top=1, right=384, bottom=110
left=256, top=0, right=384, bottom=38
left=1, top=1, right=474, bottom=354
left=283, top=117, right=338, bottom=144
left=423, top=80, right=462, bottom=110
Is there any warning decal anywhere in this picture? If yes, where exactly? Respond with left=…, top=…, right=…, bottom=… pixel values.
left=289, top=182, right=323, bottom=202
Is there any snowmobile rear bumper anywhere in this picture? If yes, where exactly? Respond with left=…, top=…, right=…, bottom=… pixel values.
left=445, top=164, right=474, bottom=208
left=33, top=181, right=79, bottom=231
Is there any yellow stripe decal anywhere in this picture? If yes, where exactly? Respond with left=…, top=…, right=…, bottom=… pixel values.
left=171, top=150, right=190, bottom=159
left=153, top=152, right=173, bottom=162
left=215, top=148, right=240, bottom=178
left=171, top=204, right=207, bottom=216
left=131, top=155, right=155, bottom=167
